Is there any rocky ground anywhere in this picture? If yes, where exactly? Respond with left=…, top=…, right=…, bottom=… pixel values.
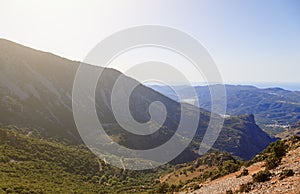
left=180, top=145, right=300, bottom=194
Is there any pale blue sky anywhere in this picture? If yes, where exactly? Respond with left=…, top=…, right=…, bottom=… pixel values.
left=0, top=0, right=299, bottom=83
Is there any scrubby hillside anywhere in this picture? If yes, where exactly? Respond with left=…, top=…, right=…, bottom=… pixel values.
left=0, top=127, right=168, bottom=193
left=165, top=136, right=300, bottom=194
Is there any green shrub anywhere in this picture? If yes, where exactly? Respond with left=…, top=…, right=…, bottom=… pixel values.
left=249, top=140, right=288, bottom=167
left=239, top=182, right=253, bottom=193
left=183, top=169, right=188, bottom=176
left=169, top=184, right=179, bottom=192
left=156, top=182, right=169, bottom=194
left=191, top=183, right=201, bottom=191
left=221, top=160, right=240, bottom=174
left=252, top=170, right=272, bottom=183
left=266, top=140, right=287, bottom=158
left=237, top=168, right=249, bottom=178
left=291, top=135, right=300, bottom=144
left=242, top=169, right=249, bottom=176
left=279, top=169, right=294, bottom=180
left=265, top=154, right=281, bottom=170
left=263, top=140, right=287, bottom=170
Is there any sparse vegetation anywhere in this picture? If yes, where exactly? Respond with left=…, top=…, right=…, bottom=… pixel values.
left=160, top=151, right=243, bottom=192
left=279, top=169, right=294, bottom=180
left=0, top=127, right=167, bottom=193
left=156, top=182, right=169, bottom=193
left=266, top=140, right=287, bottom=159
left=248, top=139, right=288, bottom=170
left=265, top=140, right=287, bottom=170
left=236, top=168, right=249, bottom=178
left=265, top=154, right=281, bottom=170
left=252, top=170, right=272, bottom=183
left=239, top=182, right=253, bottom=193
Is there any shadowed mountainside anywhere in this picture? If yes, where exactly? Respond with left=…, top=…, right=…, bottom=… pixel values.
left=0, top=39, right=273, bottom=162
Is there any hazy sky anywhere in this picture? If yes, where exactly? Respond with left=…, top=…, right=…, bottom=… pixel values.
left=0, top=0, right=299, bottom=83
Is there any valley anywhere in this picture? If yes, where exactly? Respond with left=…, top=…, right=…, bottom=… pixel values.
left=1, top=1, right=299, bottom=193
left=0, top=39, right=299, bottom=193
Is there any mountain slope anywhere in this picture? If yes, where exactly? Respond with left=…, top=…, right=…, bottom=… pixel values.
left=156, top=136, right=300, bottom=194
left=0, top=39, right=273, bottom=162
left=189, top=137, right=300, bottom=194
left=0, top=126, right=295, bottom=194
left=0, top=126, right=172, bottom=193
left=0, top=39, right=79, bottom=142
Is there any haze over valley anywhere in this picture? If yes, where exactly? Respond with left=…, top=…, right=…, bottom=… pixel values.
left=1, top=0, right=300, bottom=193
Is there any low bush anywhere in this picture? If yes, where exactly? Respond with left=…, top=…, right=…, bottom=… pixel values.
left=252, top=170, right=272, bottom=183
left=265, top=154, right=281, bottom=170
left=266, top=140, right=287, bottom=159
left=239, top=182, right=253, bottom=193
left=190, top=183, right=201, bottom=191
left=279, top=169, right=294, bottom=180
left=236, top=168, right=249, bottom=178
left=156, top=182, right=169, bottom=194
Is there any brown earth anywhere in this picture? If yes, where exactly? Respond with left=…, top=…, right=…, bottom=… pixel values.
left=179, top=145, right=300, bottom=194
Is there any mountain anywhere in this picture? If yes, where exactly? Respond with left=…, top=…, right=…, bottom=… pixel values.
left=149, top=84, right=300, bottom=136
left=0, top=39, right=79, bottom=142
left=0, top=39, right=273, bottom=163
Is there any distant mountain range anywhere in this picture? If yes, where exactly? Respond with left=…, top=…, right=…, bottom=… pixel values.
left=149, top=84, right=300, bottom=136
left=242, top=82, right=300, bottom=91
left=0, top=39, right=274, bottom=163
